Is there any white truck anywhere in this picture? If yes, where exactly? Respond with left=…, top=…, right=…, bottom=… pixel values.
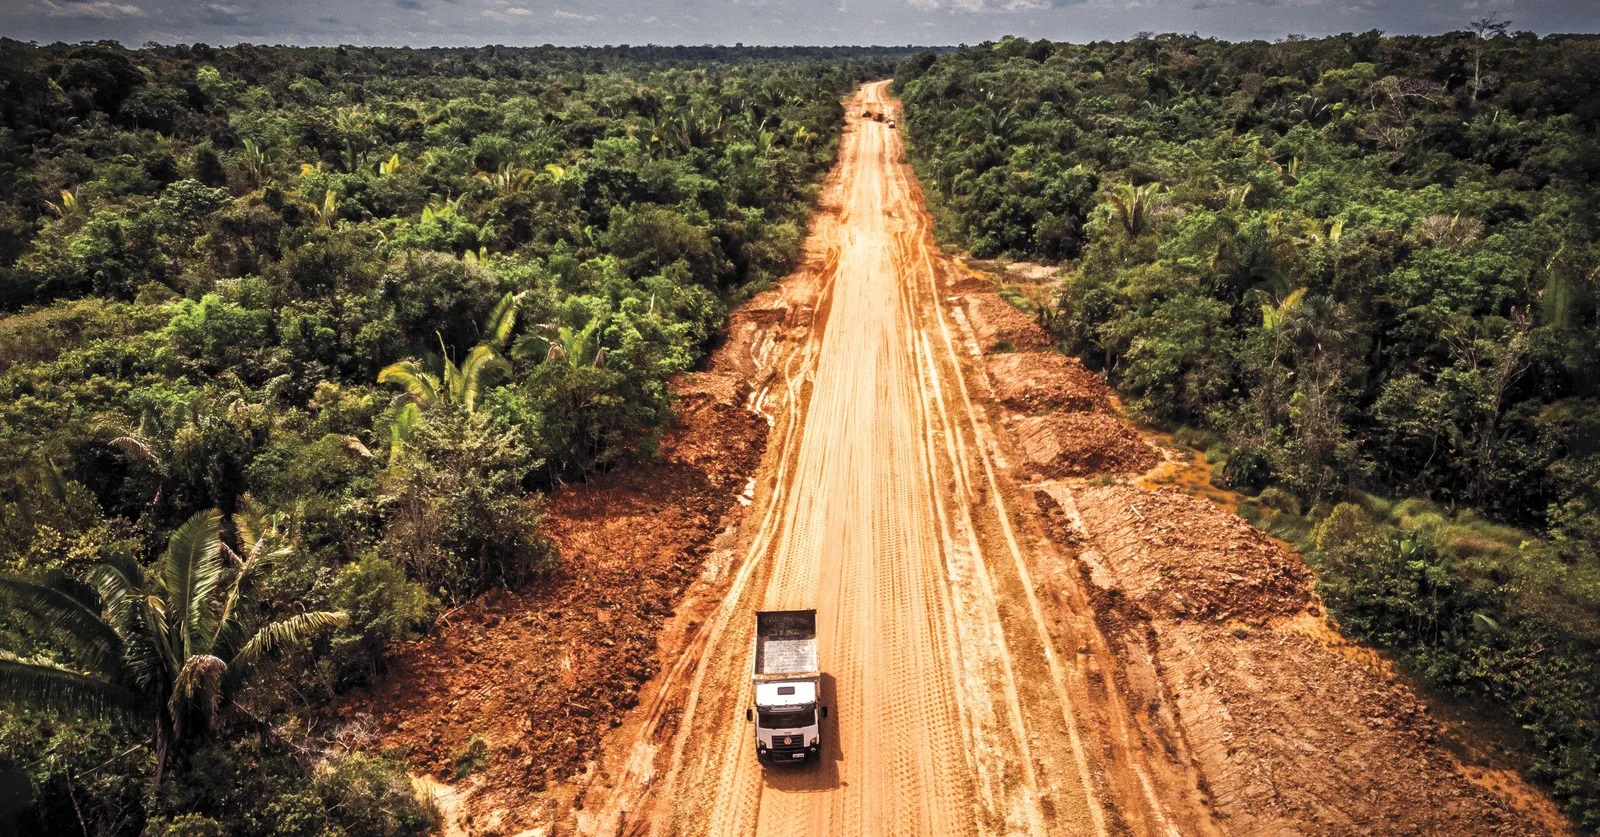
left=747, top=609, right=827, bottom=764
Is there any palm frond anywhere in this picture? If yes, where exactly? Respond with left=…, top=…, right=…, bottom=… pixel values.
left=0, top=574, right=124, bottom=680
left=42, top=457, right=70, bottom=504
left=0, top=658, right=140, bottom=718
left=229, top=612, right=347, bottom=686
left=459, top=344, right=510, bottom=413
left=389, top=402, right=423, bottom=462
left=160, top=510, right=224, bottom=660
left=484, top=292, right=522, bottom=351
left=378, top=361, right=440, bottom=407
left=140, top=594, right=182, bottom=687
left=109, top=435, right=166, bottom=471
left=323, top=433, right=373, bottom=459
left=169, top=654, right=227, bottom=739
left=232, top=495, right=266, bottom=558
left=88, top=553, right=144, bottom=631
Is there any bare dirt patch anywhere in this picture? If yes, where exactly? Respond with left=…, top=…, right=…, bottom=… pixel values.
left=959, top=292, right=1055, bottom=352
left=1163, top=623, right=1545, bottom=835
left=954, top=242, right=1568, bottom=834
left=1071, top=484, right=1312, bottom=623
left=1012, top=413, right=1158, bottom=479
left=986, top=351, right=1112, bottom=414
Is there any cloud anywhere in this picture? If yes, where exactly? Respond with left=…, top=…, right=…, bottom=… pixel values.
left=552, top=8, right=598, bottom=21
left=201, top=2, right=254, bottom=26
left=480, top=4, right=533, bottom=20
left=905, top=0, right=1078, bottom=12
left=38, top=0, right=144, bottom=18
left=395, top=0, right=429, bottom=9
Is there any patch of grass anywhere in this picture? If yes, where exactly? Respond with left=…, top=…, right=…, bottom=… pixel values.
left=451, top=734, right=489, bottom=780
left=1172, top=424, right=1217, bottom=451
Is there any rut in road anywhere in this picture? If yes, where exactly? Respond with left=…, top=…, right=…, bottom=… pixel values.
left=569, top=79, right=1576, bottom=837
left=586, top=80, right=1111, bottom=837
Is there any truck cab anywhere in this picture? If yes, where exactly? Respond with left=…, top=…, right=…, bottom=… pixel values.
left=752, top=680, right=824, bottom=762
left=748, top=609, right=827, bottom=764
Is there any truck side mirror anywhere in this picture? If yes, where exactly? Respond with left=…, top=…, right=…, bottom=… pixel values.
left=821, top=706, right=829, bottom=719
left=746, top=708, right=753, bottom=723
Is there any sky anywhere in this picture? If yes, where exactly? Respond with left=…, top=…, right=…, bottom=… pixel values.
left=4, top=0, right=1598, bottom=48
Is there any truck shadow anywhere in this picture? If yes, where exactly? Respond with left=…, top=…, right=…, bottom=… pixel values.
left=760, top=672, right=842, bottom=793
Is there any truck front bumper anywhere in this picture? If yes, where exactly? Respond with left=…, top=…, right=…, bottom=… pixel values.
left=757, top=742, right=821, bottom=764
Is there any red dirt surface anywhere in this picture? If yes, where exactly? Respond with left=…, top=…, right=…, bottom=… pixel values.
left=959, top=291, right=1055, bottom=352
left=1013, top=412, right=1159, bottom=479
left=337, top=367, right=768, bottom=833
left=1069, top=485, right=1312, bottom=624
left=1163, top=623, right=1542, bottom=835
left=985, top=351, right=1112, bottom=414
left=960, top=257, right=1571, bottom=834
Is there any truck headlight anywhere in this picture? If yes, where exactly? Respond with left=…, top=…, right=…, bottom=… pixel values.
left=757, top=740, right=767, bottom=750
left=808, top=737, right=818, bottom=747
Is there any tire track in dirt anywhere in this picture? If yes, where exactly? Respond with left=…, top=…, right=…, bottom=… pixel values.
left=580, top=80, right=1106, bottom=836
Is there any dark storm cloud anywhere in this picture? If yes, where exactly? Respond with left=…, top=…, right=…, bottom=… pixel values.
left=0, top=0, right=1594, bottom=47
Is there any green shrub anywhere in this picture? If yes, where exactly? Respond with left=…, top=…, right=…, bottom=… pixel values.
left=330, top=555, right=436, bottom=686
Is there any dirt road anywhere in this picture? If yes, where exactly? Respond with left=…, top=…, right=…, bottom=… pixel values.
left=571, top=81, right=1574, bottom=837
left=362, top=80, right=1572, bottom=836
left=581, top=79, right=1113, bottom=837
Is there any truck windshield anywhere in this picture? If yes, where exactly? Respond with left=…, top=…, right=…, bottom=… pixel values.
left=757, top=706, right=816, bottom=730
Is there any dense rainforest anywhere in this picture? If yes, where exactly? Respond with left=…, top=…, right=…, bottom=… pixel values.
left=898, top=31, right=1600, bottom=829
left=0, top=40, right=909, bottom=835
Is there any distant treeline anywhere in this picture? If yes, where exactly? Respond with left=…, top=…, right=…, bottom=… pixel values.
left=898, top=31, right=1600, bottom=830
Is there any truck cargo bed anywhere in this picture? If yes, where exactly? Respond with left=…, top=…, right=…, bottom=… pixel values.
left=758, top=639, right=818, bottom=675
left=753, top=609, right=819, bottom=679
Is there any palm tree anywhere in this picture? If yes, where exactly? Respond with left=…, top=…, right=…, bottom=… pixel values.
left=0, top=506, right=345, bottom=778
left=475, top=162, right=534, bottom=193
left=378, top=337, right=510, bottom=416
left=517, top=315, right=606, bottom=369
left=379, top=295, right=521, bottom=457
left=1108, top=182, right=1162, bottom=237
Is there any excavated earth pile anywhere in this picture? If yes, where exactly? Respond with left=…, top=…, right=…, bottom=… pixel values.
left=962, top=276, right=1571, bottom=834
left=961, top=291, right=1056, bottom=352
left=1012, top=413, right=1159, bottom=479
left=1069, top=485, right=1311, bottom=623
left=986, top=351, right=1112, bottom=414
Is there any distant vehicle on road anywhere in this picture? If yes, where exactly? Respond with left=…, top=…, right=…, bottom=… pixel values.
left=888, top=119, right=896, bottom=128
left=747, top=609, right=827, bottom=763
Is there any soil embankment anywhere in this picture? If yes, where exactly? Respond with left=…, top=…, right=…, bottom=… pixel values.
left=953, top=267, right=1573, bottom=834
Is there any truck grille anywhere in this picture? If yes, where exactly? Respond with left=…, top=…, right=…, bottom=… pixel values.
left=771, top=735, right=804, bottom=750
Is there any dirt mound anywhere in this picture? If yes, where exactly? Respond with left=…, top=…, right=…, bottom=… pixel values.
left=945, top=267, right=994, bottom=295
left=959, top=292, right=1054, bottom=352
left=663, top=371, right=766, bottom=472
left=1013, top=413, right=1158, bottom=479
left=1071, top=484, right=1312, bottom=623
left=986, top=352, right=1112, bottom=414
left=337, top=369, right=768, bottom=832
left=1164, top=622, right=1545, bottom=834
left=1051, top=478, right=1566, bottom=834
